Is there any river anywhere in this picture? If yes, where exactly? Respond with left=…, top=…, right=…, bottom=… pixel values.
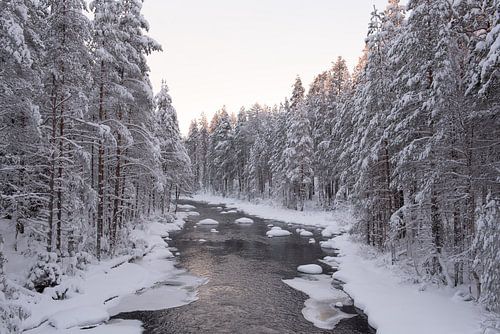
left=116, top=200, right=375, bottom=334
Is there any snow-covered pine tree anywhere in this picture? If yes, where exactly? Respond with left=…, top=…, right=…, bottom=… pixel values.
left=41, top=0, right=93, bottom=254
left=284, top=77, right=313, bottom=211
left=155, top=82, right=192, bottom=213
left=186, top=119, right=200, bottom=190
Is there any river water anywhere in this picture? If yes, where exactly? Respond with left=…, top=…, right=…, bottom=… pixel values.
left=116, top=200, right=375, bottom=334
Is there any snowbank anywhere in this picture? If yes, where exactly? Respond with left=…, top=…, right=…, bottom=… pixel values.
left=188, top=193, right=487, bottom=334
left=326, top=234, right=484, bottom=334
left=48, top=306, right=109, bottom=329
left=17, top=214, right=203, bottom=333
left=189, top=193, right=351, bottom=233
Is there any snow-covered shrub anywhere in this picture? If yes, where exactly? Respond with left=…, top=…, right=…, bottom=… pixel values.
left=44, top=280, right=83, bottom=300
left=26, top=252, right=62, bottom=293
left=0, top=236, right=29, bottom=333
left=75, top=251, right=93, bottom=271
left=473, top=196, right=500, bottom=313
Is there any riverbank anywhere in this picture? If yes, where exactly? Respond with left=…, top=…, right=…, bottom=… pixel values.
left=1, top=211, right=202, bottom=333
left=189, top=193, right=492, bottom=334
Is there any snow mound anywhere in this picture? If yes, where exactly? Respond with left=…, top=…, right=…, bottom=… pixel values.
left=197, top=218, right=219, bottom=225
left=298, top=264, right=323, bottom=274
left=297, top=228, right=314, bottom=237
left=48, top=306, right=109, bottom=329
left=320, top=239, right=337, bottom=249
left=186, top=211, right=200, bottom=216
left=266, top=227, right=291, bottom=237
left=235, top=217, right=254, bottom=224
left=178, top=204, right=196, bottom=210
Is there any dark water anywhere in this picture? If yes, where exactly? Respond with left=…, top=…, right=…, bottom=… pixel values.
left=116, top=200, right=375, bottom=334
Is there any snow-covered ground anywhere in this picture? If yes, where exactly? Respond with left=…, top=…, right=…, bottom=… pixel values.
left=188, top=193, right=494, bottom=334
left=2, top=209, right=204, bottom=334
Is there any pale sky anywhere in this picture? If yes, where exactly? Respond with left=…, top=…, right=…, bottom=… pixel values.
left=142, top=0, right=403, bottom=134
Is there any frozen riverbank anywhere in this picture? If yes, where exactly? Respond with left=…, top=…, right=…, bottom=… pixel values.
left=1, top=210, right=203, bottom=334
left=189, top=193, right=490, bottom=334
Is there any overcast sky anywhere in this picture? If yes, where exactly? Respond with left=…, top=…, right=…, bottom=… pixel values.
left=142, top=0, right=404, bottom=134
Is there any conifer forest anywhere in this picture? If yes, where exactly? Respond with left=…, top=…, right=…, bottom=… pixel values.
left=0, top=0, right=499, bottom=333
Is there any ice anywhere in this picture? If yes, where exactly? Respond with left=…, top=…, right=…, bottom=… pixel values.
left=266, top=227, right=291, bottom=237
left=283, top=275, right=354, bottom=330
left=197, top=218, right=219, bottom=225
left=234, top=217, right=254, bottom=224
left=107, top=275, right=204, bottom=316
left=48, top=306, right=109, bottom=329
left=297, top=264, right=323, bottom=274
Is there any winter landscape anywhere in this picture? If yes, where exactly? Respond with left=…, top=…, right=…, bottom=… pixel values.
left=1, top=0, right=499, bottom=333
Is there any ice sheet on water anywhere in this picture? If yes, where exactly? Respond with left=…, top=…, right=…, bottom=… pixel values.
left=283, top=275, right=354, bottom=330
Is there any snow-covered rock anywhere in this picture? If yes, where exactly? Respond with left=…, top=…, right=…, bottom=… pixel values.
left=178, top=204, right=196, bottom=210
left=300, top=230, right=313, bottom=237
left=297, top=264, right=323, bottom=274
left=235, top=217, right=254, bottom=224
left=266, top=227, right=291, bottom=237
left=197, top=218, right=219, bottom=225
left=309, top=238, right=316, bottom=244
left=210, top=228, right=219, bottom=233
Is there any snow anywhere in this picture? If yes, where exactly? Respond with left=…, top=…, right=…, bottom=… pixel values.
left=296, top=228, right=313, bottom=237
left=234, top=217, right=254, bottom=224
left=266, top=227, right=292, bottom=237
left=189, top=193, right=351, bottom=233
left=221, top=210, right=238, bottom=214
left=177, top=204, right=196, bottom=210
left=326, top=234, right=484, bottom=334
left=309, top=238, right=316, bottom=244
left=319, top=239, right=337, bottom=249
left=27, top=319, right=144, bottom=334
left=283, top=275, right=354, bottom=329
left=189, top=193, right=487, bottom=334
left=297, top=264, right=323, bottom=274
left=7, top=213, right=203, bottom=333
left=210, top=228, right=219, bottom=233
left=185, top=211, right=200, bottom=216
left=197, top=218, right=219, bottom=225
left=48, top=306, right=109, bottom=329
